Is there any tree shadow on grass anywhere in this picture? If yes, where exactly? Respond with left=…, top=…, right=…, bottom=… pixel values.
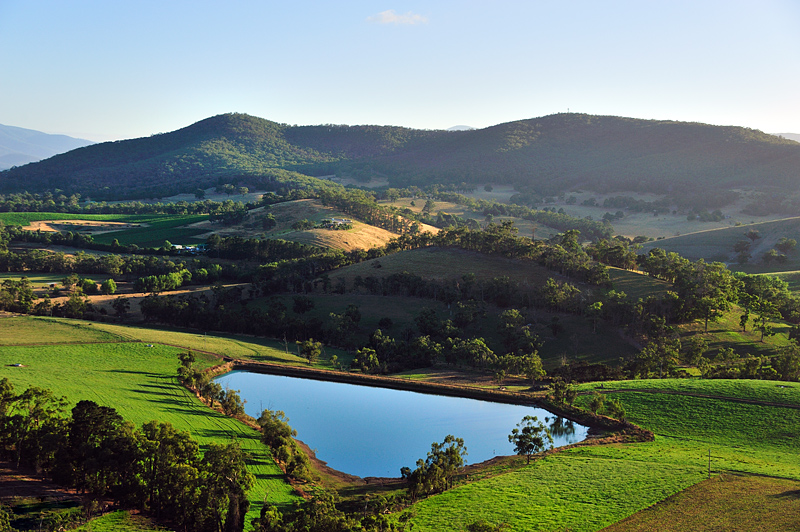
left=773, top=488, right=800, bottom=499
left=106, top=369, right=156, bottom=376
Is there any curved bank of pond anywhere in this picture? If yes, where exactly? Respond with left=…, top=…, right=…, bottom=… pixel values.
left=216, top=370, right=589, bottom=478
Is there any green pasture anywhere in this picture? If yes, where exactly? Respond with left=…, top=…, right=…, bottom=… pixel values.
left=84, top=319, right=345, bottom=368
left=575, top=378, right=800, bottom=406
left=407, top=448, right=706, bottom=532
left=408, top=377, right=800, bottom=531
left=0, top=317, right=123, bottom=345
left=0, top=317, right=301, bottom=525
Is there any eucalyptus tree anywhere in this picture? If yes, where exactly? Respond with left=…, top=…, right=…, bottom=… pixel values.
left=508, top=416, right=553, bottom=464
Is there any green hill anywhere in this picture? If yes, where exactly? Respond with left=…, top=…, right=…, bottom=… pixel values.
left=2, top=113, right=799, bottom=206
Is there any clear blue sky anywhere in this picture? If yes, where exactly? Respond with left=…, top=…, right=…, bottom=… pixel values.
left=1, top=0, right=798, bottom=141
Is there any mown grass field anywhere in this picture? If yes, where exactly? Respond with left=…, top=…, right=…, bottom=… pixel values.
left=0, top=316, right=301, bottom=527
left=406, top=377, right=800, bottom=531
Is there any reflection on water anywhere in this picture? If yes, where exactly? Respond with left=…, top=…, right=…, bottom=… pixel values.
left=216, top=371, right=589, bottom=478
left=546, top=416, right=577, bottom=438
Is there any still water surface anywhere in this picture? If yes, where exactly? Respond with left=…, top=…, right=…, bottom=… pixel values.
left=216, top=371, right=588, bottom=478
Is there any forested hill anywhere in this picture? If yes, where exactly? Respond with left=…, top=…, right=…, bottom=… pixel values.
left=2, top=112, right=799, bottom=203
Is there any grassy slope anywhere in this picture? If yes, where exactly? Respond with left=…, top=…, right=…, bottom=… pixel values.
left=638, top=216, right=800, bottom=272
left=606, top=267, right=670, bottom=300
left=327, top=246, right=555, bottom=287
left=602, top=473, right=800, bottom=532
left=406, top=378, right=800, bottom=531
left=0, top=316, right=301, bottom=526
left=188, top=199, right=401, bottom=252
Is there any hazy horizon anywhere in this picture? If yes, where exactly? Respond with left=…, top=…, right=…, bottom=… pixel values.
left=1, top=1, right=798, bottom=141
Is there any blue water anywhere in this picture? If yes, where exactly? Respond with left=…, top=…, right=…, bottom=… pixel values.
left=216, top=371, right=588, bottom=478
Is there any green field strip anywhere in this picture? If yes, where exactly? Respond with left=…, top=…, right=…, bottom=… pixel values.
left=0, top=339, right=300, bottom=525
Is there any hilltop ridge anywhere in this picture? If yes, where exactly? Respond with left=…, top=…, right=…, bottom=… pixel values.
left=1, top=112, right=798, bottom=205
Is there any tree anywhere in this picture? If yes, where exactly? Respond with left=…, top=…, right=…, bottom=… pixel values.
left=351, top=347, right=380, bottom=373
left=404, top=435, right=467, bottom=498
left=100, top=278, right=117, bottom=295
left=673, top=260, right=741, bottom=332
left=508, top=415, right=553, bottom=464
left=257, top=409, right=296, bottom=451
left=297, top=338, right=322, bottom=364
left=292, top=296, right=315, bottom=315
left=112, top=296, right=130, bottom=317
left=635, top=338, right=681, bottom=378
left=219, top=388, right=246, bottom=416
left=776, top=237, right=797, bottom=254
left=588, top=392, right=605, bottom=414
left=522, top=353, right=545, bottom=384
left=548, top=378, right=577, bottom=405
left=586, top=301, right=603, bottom=333
left=753, top=299, right=780, bottom=342
left=605, top=397, right=626, bottom=421
left=201, top=440, right=254, bottom=532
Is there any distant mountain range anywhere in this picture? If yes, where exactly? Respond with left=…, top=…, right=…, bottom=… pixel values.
left=774, top=133, right=800, bottom=143
left=1, top=113, right=799, bottom=207
left=0, top=124, right=93, bottom=171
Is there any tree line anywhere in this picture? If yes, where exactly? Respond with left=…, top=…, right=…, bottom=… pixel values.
left=0, top=378, right=253, bottom=532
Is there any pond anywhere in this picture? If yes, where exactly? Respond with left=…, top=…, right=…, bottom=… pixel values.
left=216, top=371, right=589, bottom=478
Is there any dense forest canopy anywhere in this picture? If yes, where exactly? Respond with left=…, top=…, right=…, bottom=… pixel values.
left=2, top=113, right=798, bottom=207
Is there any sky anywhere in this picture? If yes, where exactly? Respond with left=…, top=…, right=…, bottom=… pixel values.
left=1, top=0, right=798, bottom=141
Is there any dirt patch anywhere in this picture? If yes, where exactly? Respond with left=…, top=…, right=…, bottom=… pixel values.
left=48, top=283, right=251, bottom=320
left=0, top=462, right=79, bottom=502
left=21, top=220, right=147, bottom=235
left=188, top=199, right=437, bottom=251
